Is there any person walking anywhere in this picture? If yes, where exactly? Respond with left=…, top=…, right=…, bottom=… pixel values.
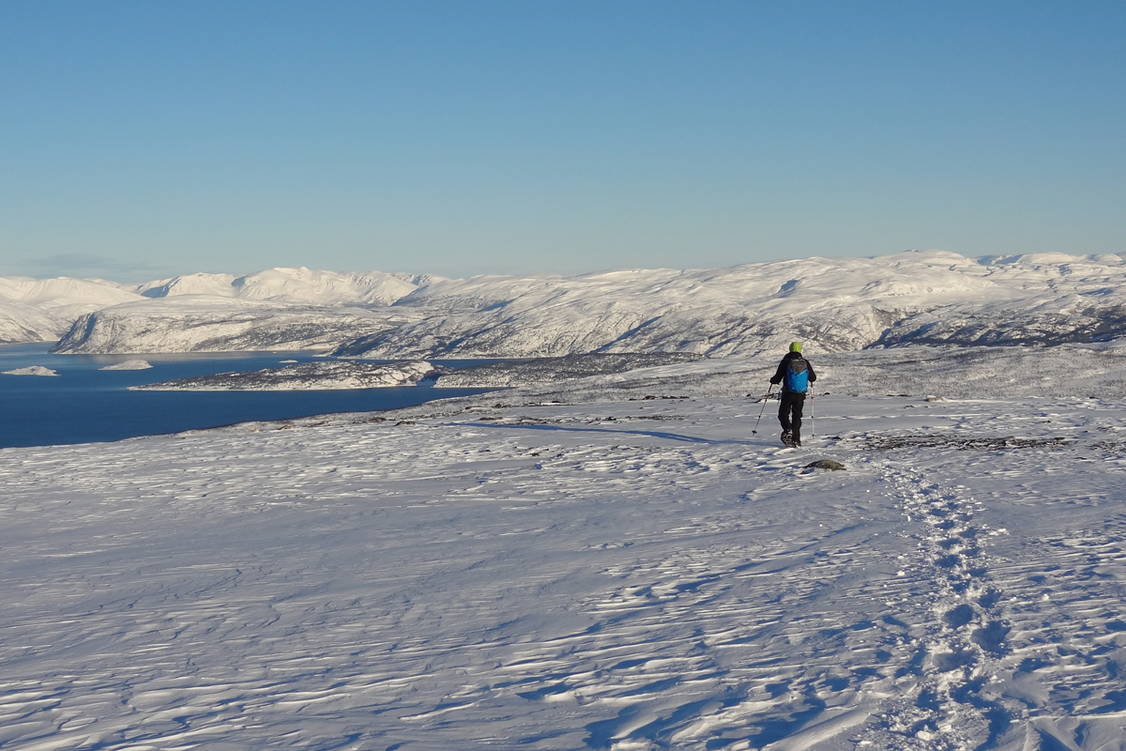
left=769, top=342, right=817, bottom=447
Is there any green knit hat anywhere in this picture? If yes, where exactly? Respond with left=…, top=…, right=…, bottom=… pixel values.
left=789, top=341, right=802, bottom=353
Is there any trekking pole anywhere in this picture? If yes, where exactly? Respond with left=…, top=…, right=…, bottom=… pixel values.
left=751, top=385, right=774, bottom=435
left=809, top=390, right=816, bottom=438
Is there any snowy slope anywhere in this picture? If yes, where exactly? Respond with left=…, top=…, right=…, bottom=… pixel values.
left=13, top=251, right=1126, bottom=355
left=0, top=267, right=431, bottom=346
left=337, top=251, right=1126, bottom=359
left=2, top=354, right=1124, bottom=750
left=0, top=300, right=58, bottom=343
left=136, top=267, right=430, bottom=306
left=0, top=276, right=142, bottom=342
left=52, top=296, right=426, bottom=354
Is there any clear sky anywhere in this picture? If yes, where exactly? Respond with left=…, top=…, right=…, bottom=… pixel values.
left=2, top=0, right=1123, bottom=281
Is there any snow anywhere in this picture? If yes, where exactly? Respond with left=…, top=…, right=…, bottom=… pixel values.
left=10, top=251, right=1126, bottom=357
left=334, top=250, right=1126, bottom=359
left=1, top=365, right=59, bottom=376
left=98, top=359, right=153, bottom=371
left=2, top=351, right=1124, bottom=749
left=135, top=267, right=429, bottom=306
left=0, top=276, right=142, bottom=343
left=0, top=267, right=431, bottom=347
left=52, top=296, right=426, bottom=354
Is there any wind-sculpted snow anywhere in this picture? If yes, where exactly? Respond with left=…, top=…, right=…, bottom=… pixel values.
left=137, top=359, right=437, bottom=391
left=2, top=358, right=1125, bottom=749
left=52, top=297, right=427, bottom=354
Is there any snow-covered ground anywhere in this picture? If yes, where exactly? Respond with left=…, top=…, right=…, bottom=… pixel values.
left=2, top=353, right=1124, bottom=750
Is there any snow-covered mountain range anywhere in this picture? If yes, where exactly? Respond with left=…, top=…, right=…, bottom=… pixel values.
left=3, top=251, right=1124, bottom=355
left=0, top=267, right=434, bottom=348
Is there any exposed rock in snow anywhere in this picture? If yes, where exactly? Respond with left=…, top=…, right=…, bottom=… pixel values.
left=52, top=297, right=425, bottom=354
left=2, top=365, right=59, bottom=376
left=435, top=352, right=704, bottom=387
left=805, top=458, right=846, bottom=471
left=136, top=359, right=437, bottom=391
left=98, top=359, right=153, bottom=371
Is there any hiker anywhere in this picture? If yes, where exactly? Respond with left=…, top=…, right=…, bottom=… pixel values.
left=769, top=342, right=816, bottom=447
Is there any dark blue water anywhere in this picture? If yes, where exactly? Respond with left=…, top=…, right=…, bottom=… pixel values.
left=0, top=344, right=491, bottom=449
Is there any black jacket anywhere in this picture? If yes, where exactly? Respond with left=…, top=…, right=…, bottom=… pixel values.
left=770, top=352, right=817, bottom=393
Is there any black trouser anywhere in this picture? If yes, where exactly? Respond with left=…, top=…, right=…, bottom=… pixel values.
left=778, top=392, right=805, bottom=439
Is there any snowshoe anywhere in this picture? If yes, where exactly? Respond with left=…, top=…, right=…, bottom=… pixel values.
left=781, top=431, right=796, bottom=448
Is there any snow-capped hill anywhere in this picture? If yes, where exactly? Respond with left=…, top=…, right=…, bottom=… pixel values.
left=136, top=268, right=425, bottom=306
left=12, top=250, right=1126, bottom=355
left=0, top=275, right=141, bottom=310
left=335, top=250, right=1126, bottom=359
left=0, top=300, right=59, bottom=343
left=0, top=276, right=143, bottom=342
left=136, top=272, right=239, bottom=299
left=231, top=267, right=421, bottom=306
left=52, top=296, right=426, bottom=354
left=337, top=251, right=1030, bottom=359
left=980, top=251, right=1126, bottom=269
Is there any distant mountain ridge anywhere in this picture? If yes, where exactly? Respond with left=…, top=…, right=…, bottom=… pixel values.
left=0, top=266, right=433, bottom=345
left=135, top=268, right=437, bottom=306
left=3, top=251, right=1125, bottom=356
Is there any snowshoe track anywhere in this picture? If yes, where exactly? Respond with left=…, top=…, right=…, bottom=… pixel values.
left=859, top=465, right=1015, bottom=749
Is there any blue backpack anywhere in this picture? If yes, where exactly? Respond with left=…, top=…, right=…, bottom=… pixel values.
left=783, top=357, right=810, bottom=393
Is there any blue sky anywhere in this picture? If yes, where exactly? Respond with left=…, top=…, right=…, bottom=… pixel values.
left=2, top=0, right=1123, bottom=280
